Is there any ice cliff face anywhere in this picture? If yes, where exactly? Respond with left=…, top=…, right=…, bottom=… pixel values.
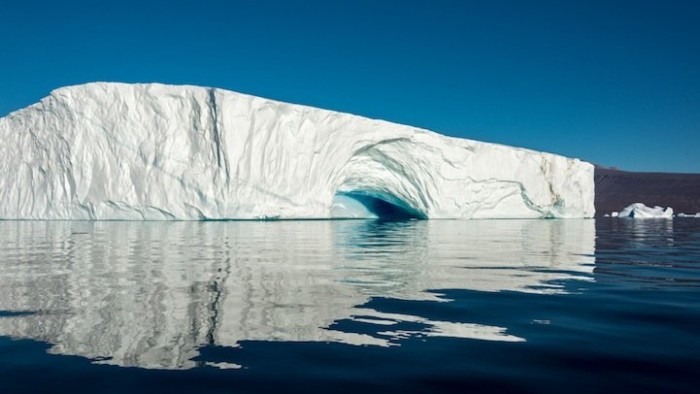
left=0, top=83, right=594, bottom=220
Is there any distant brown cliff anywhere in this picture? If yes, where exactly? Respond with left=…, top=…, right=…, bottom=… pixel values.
left=594, top=167, right=700, bottom=217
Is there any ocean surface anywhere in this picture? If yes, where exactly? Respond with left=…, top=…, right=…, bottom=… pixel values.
left=0, top=219, right=698, bottom=393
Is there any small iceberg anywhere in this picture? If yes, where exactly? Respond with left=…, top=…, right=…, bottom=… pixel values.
left=677, top=212, right=700, bottom=218
left=617, top=203, right=673, bottom=219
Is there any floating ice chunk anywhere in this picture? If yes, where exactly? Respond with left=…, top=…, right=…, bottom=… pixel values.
left=677, top=212, right=700, bottom=218
left=617, top=203, right=673, bottom=219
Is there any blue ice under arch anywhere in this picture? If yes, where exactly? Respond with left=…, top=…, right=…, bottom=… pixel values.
left=330, top=191, right=427, bottom=220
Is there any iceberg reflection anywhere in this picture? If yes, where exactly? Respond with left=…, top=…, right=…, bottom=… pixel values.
left=0, top=219, right=594, bottom=369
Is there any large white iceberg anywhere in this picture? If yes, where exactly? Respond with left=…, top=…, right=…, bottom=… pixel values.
left=0, top=83, right=594, bottom=220
left=617, top=203, right=673, bottom=219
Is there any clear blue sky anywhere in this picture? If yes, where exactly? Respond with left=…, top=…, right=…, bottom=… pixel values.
left=1, top=1, right=698, bottom=172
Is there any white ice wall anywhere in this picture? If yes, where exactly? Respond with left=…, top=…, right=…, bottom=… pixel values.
left=0, top=83, right=594, bottom=219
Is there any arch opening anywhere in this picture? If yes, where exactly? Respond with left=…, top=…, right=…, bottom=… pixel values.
left=331, top=191, right=426, bottom=220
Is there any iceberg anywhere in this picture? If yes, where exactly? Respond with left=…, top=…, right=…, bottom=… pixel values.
left=617, top=203, right=673, bottom=219
left=677, top=212, right=700, bottom=218
left=0, top=83, right=594, bottom=220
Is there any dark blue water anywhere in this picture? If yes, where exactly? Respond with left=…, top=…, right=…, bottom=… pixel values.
left=0, top=219, right=698, bottom=393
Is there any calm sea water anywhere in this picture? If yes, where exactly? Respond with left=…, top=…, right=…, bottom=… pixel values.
left=0, top=219, right=698, bottom=393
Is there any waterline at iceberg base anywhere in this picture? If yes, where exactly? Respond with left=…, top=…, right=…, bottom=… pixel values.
left=0, top=83, right=594, bottom=220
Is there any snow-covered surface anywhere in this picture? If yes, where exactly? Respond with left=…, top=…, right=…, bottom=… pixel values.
left=0, top=83, right=595, bottom=220
left=617, top=203, right=674, bottom=219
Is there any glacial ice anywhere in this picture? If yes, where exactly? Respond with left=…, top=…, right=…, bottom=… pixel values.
left=0, top=83, right=595, bottom=220
left=677, top=212, right=700, bottom=218
left=617, top=203, right=674, bottom=219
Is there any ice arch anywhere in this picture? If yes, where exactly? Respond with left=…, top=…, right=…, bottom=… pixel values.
left=330, top=138, right=433, bottom=219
